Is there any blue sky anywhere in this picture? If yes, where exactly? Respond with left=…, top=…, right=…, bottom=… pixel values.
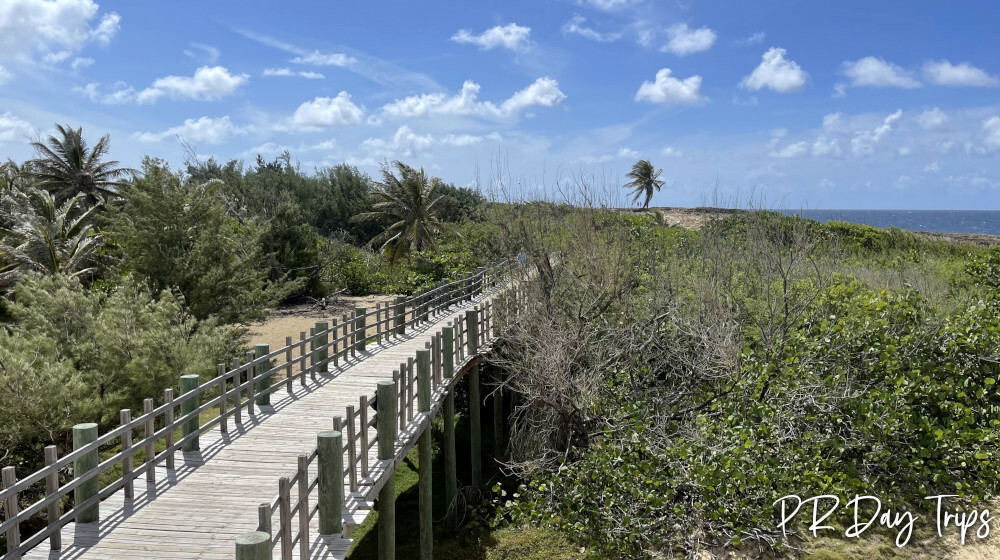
left=1, top=0, right=999, bottom=209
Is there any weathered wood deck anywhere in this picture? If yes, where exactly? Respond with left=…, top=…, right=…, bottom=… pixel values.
left=21, top=295, right=492, bottom=560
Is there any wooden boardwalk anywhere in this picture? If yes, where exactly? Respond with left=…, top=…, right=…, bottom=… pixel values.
left=20, top=293, right=494, bottom=560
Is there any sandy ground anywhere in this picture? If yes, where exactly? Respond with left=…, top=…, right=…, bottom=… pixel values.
left=245, top=293, right=397, bottom=352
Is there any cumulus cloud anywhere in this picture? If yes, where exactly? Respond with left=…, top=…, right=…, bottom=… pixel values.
left=769, top=141, right=809, bottom=158
left=661, top=24, right=716, bottom=56
left=0, top=112, right=33, bottom=143
left=0, top=0, right=120, bottom=70
left=739, top=32, right=766, bottom=46
left=289, top=92, right=365, bottom=130
left=841, top=56, right=921, bottom=88
left=380, top=78, right=565, bottom=120
left=133, top=116, right=249, bottom=144
left=740, top=47, right=808, bottom=93
left=451, top=23, right=532, bottom=52
left=811, top=136, right=842, bottom=157
left=915, top=107, right=949, bottom=130
left=362, top=126, right=434, bottom=157
left=978, top=116, right=1000, bottom=152
left=635, top=68, right=706, bottom=104
left=102, top=66, right=251, bottom=104
left=290, top=51, right=356, bottom=67
left=562, top=14, right=620, bottom=42
left=576, top=0, right=637, bottom=11
left=263, top=68, right=324, bottom=79
left=71, top=57, right=93, bottom=70
left=851, top=109, right=903, bottom=157
left=922, top=60, right=1000, bottom=87
left=661, top=146, right=683, bottom=158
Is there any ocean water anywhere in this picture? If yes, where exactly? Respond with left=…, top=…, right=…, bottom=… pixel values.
left=778, top=209, right=1000, bottom=236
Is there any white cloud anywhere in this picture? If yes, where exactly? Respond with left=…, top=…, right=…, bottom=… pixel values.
left=0, top=0, right=120, bottom=64
left=562, top=14, right=620, bottom=42
left=822, top=113, right=843, bottom=131
left=183, top=43, right=220, bottom=64
left=263, top=67, right=324, bottom=79
left=635, top=68, right=706, bottom=104
left=618, top=147, right=640, bottom=159
left=980, top=116, right=1000, bottom=152
left=841, top=56, right=921, bottom=89
left=290, top=51, right=356, bottom=67
left=440, top=134, right=485, bottom=147
left=289, top=92, right=365, bottom=130
left=42, top=50, right=72, bottom=65
left=121, top=66, right=250, bottom=104
left=70, top=56, right=93, bottom=70
left=661, top=146, right=683, bottom=158
left=451, top=23, right=532, bottom=52
left=811, top=136, right=842, bottom=157
left=769, top=141, right=808, bottom=158
left=895, top=175, right=915, bottom=189
left=740, top=32, right=765, bottom=46
left=740, top=47, right=808, bottom=93
left=381, top=78, right=565, bottom=120
left=915, top=107, right=948, bottom=130
left=922, top=60, right=1000, bottom=87
left=362, top=125, right=435, bottom=157
left=0, top=65, right=10, bottom=85
left=661, top=24, right=716, bottom=56
left=0, top=112, right=33, bottom=143
left=851, top=109, right=902, bottom=157
left=133, top=116, right=250, bottom=144
left=924, top=161, right=941, bottom=173
left=897, top=146, right=911, bottom=156
left=576, top=0, right=637, bottom=11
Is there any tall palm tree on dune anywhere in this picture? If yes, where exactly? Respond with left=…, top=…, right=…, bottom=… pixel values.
left=28, top=124, right=135, bottom=205
left=354, top=160, right=446, bottom=264
left=623, top=159, right=665, bottom=209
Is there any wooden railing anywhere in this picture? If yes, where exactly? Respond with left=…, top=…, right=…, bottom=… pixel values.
left=0, top=261, right=516, bottom=560
left=247, top=301, right=496, bottom=559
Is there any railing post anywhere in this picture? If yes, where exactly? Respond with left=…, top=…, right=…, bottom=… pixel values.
left=416, top=349, right=433, bottom=560
left=297, top=454, right=310, bottom=558
left=144, top=398, right=155, bottom=483
left=218, top=364, right=229, bottom=435
left=278, top=477, right=293, bottom=559
left=317, top=431, right=344, bottom=535
left=44, top=445, right=61, bottom=549
left=120, top=409, right=133, bottom=500
left=180, top=374, right=200, bottom=452
left=355, top=306, right=367, bottom=353
left=254, top=344, right=271, bottom=406
left=441, top=325, right=458, bottom=531
left=2, top=466, right=21, bottom=553
left=465, top=309, right=481, bottom=488
left=236, top=531, right=272, bottom=560
left=377, top=380, right=397, bottom=560
left=359, top=396, right=370, bottom=477
left=73, top=422, right=99, bottom=522
left=258, top=503, right=272, bottom=535
left=285, top=336, right=294, bottom=394
left=315, top=322, right=329, bottom=373
left=164, top=389, right=176, bottom=469
left=331, top=319, right=340, bottom=367
left=346, top=406, right=358, bottom=492
left=493, top=368, right=504, bottom=461
left=475, top=267, right=485, bottom=297
left=394, top=296, right=406, bottom=336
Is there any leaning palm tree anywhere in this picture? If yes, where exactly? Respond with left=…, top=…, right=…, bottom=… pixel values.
left=353, top=161, right=445, bottom=263
left=0, top=187, right=103, bottom=288
left=623, top=159, right=665, bottom=209
left=27, top=124, right=135, bottom=205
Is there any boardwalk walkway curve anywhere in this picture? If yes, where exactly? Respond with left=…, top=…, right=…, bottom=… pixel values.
left=0, top=261, right=524, bottom=560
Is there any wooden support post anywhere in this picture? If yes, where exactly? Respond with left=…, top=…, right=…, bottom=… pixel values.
left=285, top=336, right=293, bottom=394
left=278, top=477, right=293, bottom=559
left=347, top=406, right=358, bottom=492
left=377, top=380, right=397, bottom=560
left=73, top=423, right=99, bottom=522
left=246, top=351, right=257, bottom=415
left=297, top=454, right=310, bottom=558
left=44, top=445, right=61, bottom=549
left=308, top=327, right=316, bottom=382
left=164, top=389, right=175, bottom=470
left=407, top=357, right=415, bottom=422
left=315, top=322, right=329, bottom=373
left=218, top=364, right=229, bottom=434
left=394, top=296, right=406, bottom=336
left=120, top=409, right=133, bottom=500
left=466, top=309, right=481, bottom=487
left=2, top=466, right=20, bottom=553
left=355, top=306, right=367, bottom=353
left=493, top=368, right=504, bottom=461
left=232, top=357, right=244, bottom=424
left=318, top=430, right=344, bottom=535
left=299, top=332, right=307, bottom=386
left=376, top=303, right=383, bottom=342
left=399, top=364, right=406, bottom=431
left=258, top=503, right=271, bottom=534
left=254, top=344, right=271, bottom=406
left=331, top=318, right=339, bottom=367
left=143, top=399, right=155, bottom=483
left=236, top=531, right=272, bottom=560
left=180, top=375, right=200, bottom=452
left=417, top=350, right=433, bottom=560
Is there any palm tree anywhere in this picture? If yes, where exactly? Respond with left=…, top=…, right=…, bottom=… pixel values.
left=623, top=159, right=664, bottom=209
left=27, top=124, right=135, bottom=205
left=353, top=161, right=445, bottom=263
left=0, top=187, right=103, bottom=288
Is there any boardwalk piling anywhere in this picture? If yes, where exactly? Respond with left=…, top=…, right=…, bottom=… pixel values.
left=235, top=531, right=272, bottom=560
left=355, top=306, right=367, bottom=352
left=441, top=326, right=458, bottom=530
left=417, top=349, right=433, bottom=559
left=377, top=380, right=397, bottom=560
left=254, top=344, right=270, bottom=406
left=465, top=309, right=482, bottom=487
left=73, top=422, right=99, bottom=522
left=180, top=374, right=200, bottom=452
left=318, top=431, right=344, bottom=535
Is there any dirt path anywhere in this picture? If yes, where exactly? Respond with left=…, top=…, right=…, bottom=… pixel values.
left=246, top=294, right=398, bottom=352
